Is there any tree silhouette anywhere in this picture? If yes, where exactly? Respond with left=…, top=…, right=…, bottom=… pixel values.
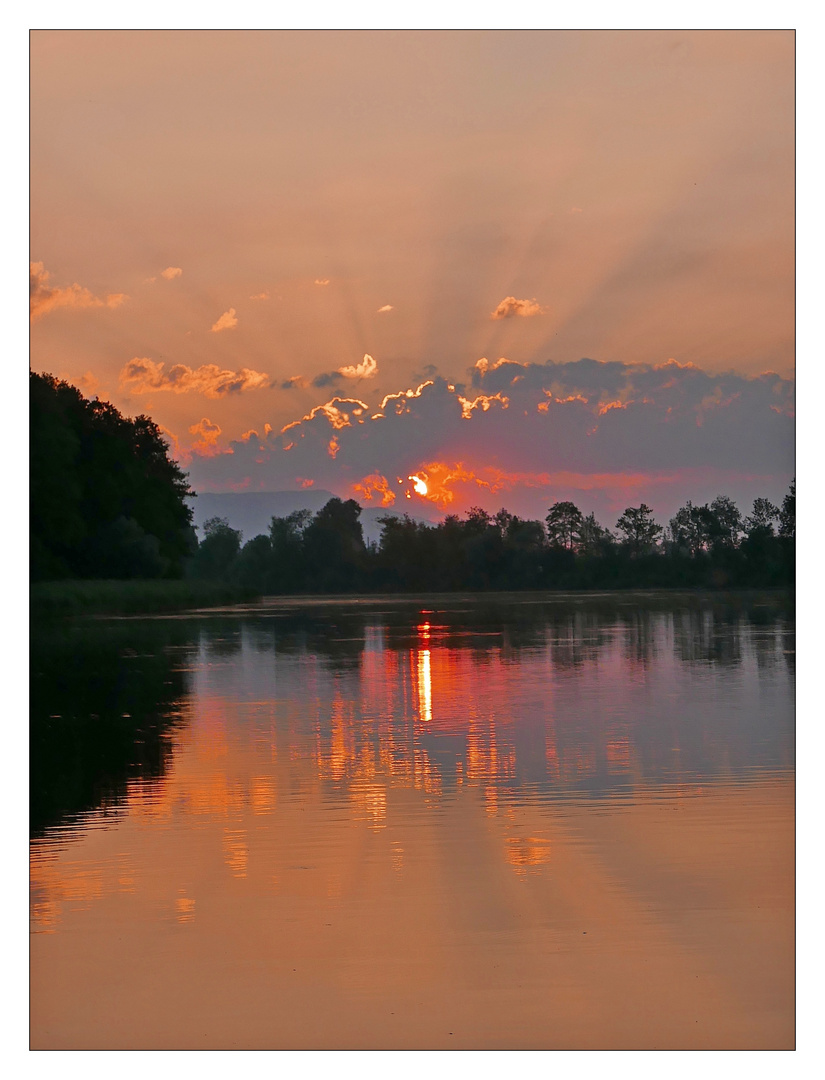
left=779, top=480, right=795, bottom=539
left=744, top=497, right=780, bottom=537
left=546, top=501, right=584, bottom=550
left=30, top=371, right=194, bottom=580
left=190, top=517, right=242, bottom=580
left=616, top=504, right=663, bottom=555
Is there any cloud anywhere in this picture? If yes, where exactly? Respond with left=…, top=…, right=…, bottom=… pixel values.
left=161, top=266, right=183, bottom=280
left=377, top=305, right=394, bottom=313
left=210, top=308, right=238, bottom=333
left=352, top=473, right=397, bottom=507
left=182, top=359, right=794, bottom=525
left=30, top=262, right=128, bottom=321
left=282, top=375, right=308, bottom=390
left=490, top=296, right=547, bottom=320
left=189, top=417, right=222, bottom=456
left=338, top=353, right=378, bottom=380
left=250, top=291, right=270, bottom=300
left=281, top=397, right=369, bottom=434
left=119, top=358, right=271, bottom=398
left=312, top=371, right=343, bottom=389
left=315, top=278, right=330, bottom=286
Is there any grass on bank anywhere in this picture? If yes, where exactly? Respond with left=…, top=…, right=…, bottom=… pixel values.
left=31, top=578, right=261, bottom=618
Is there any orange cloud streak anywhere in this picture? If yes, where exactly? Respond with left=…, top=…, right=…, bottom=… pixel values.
left=30, top=262, right=127, bottom=321
left=352, top=473, right=397, bottom=507
left=120, top=358, right=271, bottom=397
left=401, top=462, right=663, bottom=511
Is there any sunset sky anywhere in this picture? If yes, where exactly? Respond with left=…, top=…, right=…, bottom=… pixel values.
left=29, top=29, right=795, bottom=524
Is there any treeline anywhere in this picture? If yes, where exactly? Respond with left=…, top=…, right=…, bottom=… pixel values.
left=31, top=372, right=196, bottom=581
left=31, top=372, right=794, bottom=593
left=190, top=486, right=794, bottom=593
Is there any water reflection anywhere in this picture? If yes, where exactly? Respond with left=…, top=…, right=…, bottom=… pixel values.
left=31, top=595, right=794, bottom=838
left=30, top=594, right=794, bottom=1049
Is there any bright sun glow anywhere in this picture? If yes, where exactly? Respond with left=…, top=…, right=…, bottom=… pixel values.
left=408, top=474, right=428, bottom=495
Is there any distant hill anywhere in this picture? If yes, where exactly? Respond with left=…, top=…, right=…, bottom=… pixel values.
left=188, top=490, right=437, bottom=546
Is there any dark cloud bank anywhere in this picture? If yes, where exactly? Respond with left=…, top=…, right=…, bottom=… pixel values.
left=185, top=358, right=793, bottom=524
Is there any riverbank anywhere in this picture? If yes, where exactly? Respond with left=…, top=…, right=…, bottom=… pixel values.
left=30, top=579, right=261, bottom=618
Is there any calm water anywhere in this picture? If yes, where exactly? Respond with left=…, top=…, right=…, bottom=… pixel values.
left=30, top=592, right=795, bottom=1049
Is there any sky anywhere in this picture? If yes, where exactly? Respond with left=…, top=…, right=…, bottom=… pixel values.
left=29, top=29, right=795, bottom=526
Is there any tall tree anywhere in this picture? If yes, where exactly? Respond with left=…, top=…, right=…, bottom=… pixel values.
left=616, top=504, right=663, bottom=555
left=30, top=372, right=195, bottom=580
left=546, top=501, right=584, bottom=550
left=190, top=517, right=242, bottom=580
left=744, top=497, right=780, bottom=537
left=779, top=480, right=795, bottom=539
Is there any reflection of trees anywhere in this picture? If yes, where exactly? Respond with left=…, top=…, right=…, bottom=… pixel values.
left=672, top=608, right=743, bottom=667
left=30, top=620, right=193, bottom=836
left=32, top=594, right=794, bottom=840
left=619, top=609, right=660, bottom=668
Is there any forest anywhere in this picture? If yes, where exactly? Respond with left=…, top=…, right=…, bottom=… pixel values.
left=31, top=372, right=794, bottom=594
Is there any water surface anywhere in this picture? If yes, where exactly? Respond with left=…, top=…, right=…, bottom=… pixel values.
left=30, top=592, right=795, bottom=1049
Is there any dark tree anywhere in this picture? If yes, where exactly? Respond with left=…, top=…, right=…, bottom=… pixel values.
left=744, top=497, right=780, bottom=537
left=302, top=498, right=367, bottom=592
left=190, top=517, right=243, bottom=580
left=616, top=504, right=663, bottom=555
left=577, top=513, right=613, bottom=556
left=269, top=510, right=312, bottom=592
left=779, top=480, right=795, bottom=540
left=546, top=501, right=584, bottom=550
left=30, top=371, right=195, bottom=580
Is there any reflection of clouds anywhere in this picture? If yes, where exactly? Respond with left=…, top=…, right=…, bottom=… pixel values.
left=223, top=827, right=249, bottom=877
left=30, top=853, right=137, bottom=933
left=506, top=837, right=551, bottom=875
left=175, top=890, right=196, bottom=923
left=31, top=601, right=793, bottom=933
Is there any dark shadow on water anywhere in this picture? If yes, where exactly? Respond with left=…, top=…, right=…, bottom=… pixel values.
left=30, top=620, right=197, bottom=837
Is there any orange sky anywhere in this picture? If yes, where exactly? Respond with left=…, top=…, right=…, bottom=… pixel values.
left=30, top=30, right=795, bottom=519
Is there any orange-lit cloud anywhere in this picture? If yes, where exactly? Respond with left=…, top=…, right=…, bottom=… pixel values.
left=250, top=291, right=270, bottom=300
left=338, top=353, right=378, bottom=379
left=314, top=278, right=330, bottom=286
left=210, top=308, right=238, bottom=333
left=398, top=461, right=658, bottom=511
left=282, top=375, right=308, bottom=390
left=119, top=358, right=271, bottom=397
left=377, top=304, right=393, bottom=313
left=183, top=361, right=793, bottom=524
left=161, top=266, right=182, bottom=280
left=352, top=473, right=397, bottom=507
left=377, top=380, right=434, bottom=414
left=474, top=356, right=526, bottom=376
left=189, top=417, right=223, bottom=456
left=456, top=392, right=509, bottom=419
left=490, top=296, right=546, bottom=320
left=30, top=262, right=127, bottom=321
left=297, top=477, right=315, bottom=488
left=281, top=397, right=369, bottom=434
